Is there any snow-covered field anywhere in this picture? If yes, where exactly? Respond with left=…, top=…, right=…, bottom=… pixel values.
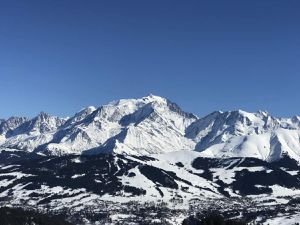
left=0, top=150, right=300, bottom=224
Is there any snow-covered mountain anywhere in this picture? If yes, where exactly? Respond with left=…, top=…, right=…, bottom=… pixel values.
left=0, top=112, right=65, bottom=151
left=186, top=110, right=300, bottom=162
left=1, top=95, right=300, bottom=163
left=0, top=116, right=28, bottom=136
left=1, top=96, right=300, bottom=224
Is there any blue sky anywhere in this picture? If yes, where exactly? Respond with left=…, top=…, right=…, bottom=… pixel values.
left=1, top=0, right=300, bottom=118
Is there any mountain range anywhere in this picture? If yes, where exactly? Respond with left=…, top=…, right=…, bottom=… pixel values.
left=1, top=94, right=300, bottom=163
left=1, top=95, right=300, bottom=224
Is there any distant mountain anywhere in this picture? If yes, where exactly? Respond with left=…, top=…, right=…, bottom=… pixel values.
left=0, top=112, right=65, bottom=151
left=186, top=110, right=300, bottom=162
left=0, top=116, right=29, bottom=136
left=1, top=96, right=300, bottom=224
left=1, top=95, right=300, bottom=162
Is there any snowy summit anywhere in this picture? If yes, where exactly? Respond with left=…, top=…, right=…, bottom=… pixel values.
left=0, top=95, right=300, bottom=163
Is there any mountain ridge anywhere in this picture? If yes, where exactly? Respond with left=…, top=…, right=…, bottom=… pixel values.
left=1, top=95, right=300, bottom=162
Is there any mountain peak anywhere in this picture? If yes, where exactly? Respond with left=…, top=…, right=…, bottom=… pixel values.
left=142, top=93, right=166, bottom=102
left=77, top=106, right=96, bottom=112
left=36, top=111, right=51, bottom=120
left=257, top=110, right=269, bottom=117
left=0, top=116, right=29, bottom=136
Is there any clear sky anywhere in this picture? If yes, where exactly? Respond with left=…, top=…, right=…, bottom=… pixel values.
left=1, top=0, right=300, bottom=119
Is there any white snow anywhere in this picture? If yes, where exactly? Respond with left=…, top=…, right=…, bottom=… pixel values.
left=262, top=213, right=300, bottom=225
left=0, top=95, right=300, bottom=163
left=71, top=174, right=85, bottom=179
